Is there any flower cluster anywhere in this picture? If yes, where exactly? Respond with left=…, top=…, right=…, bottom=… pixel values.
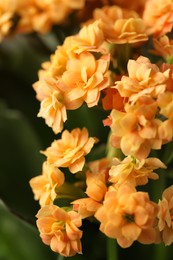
left=24, top=0, right=173, bottom=257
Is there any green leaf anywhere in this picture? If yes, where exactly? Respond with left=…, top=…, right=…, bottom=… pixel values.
left=0, top=101, right=44, bottom=223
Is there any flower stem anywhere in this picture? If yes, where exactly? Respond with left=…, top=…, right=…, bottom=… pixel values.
left=57, top=254, right=64, bottom=260
left=107, top=237, right=119, bottom=260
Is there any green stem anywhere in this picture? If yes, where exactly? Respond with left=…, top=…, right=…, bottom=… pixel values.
left=57, top=254, right=64, bottom=260
left=107, top=237, right=119, bottom=260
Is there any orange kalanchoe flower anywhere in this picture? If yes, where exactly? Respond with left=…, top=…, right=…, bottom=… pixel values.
left=108, top=17, right=148, bottom=44
left=29, top=161, right=65, bottom=207
left=59, top=51, right=110, bottom=109
left=72, top=158, right=110, bottom=218
left=42, top=128, right=97, bottom=173
left=157, top=185, right=173, bottom=245
left=88, top=5, right=147, bottom=44
left=109, top=156, right=166, bottom=187
left=86, top=158, right=109, bottom=201
left=114, top=56, right=169, bottom=104
left=109, top=96, right=162, bottom=159
left=15, top=0, right=86, bottom=34
left=61, top=20, right=106, bottom=59
left=33, top=20, right=108, bottom=132
left=152, top=35, right=173, bottom=61
left=95, top=183, right=159, bottom=248
left=143, top=0, right=173, bottom=36
left=33, top=78, right=67, bottom=134
left=36, top=205, right=83, bottom=256
left=72, top=197, right=101, bottom=219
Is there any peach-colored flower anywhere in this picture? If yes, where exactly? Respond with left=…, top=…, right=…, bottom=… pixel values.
left=62, top=20, right=106, bottom=58
left=72, top=197, right=102, bottom=218
left=72, top=158, right=110, bottom=218
left=36, top=205, right=82, bottom=256
left=152, top=35, right=173, bottom=61
left=42, top=128, right=97, bottom=173
left=33, top=77, right=67, bottom=134
left=91, top=5, right=139, bottom=27
left=109, top=96, right=162, bottom=159
left=88, top=6, right=147, bottom=44
left=114, top=56, right=169, bottom=103
left=108, top=18, right=148, bottom=44
left=29, top=161, right=64, bottom=207
left=109, top=156, right=166, bottom=187
left=95, top=183, right=159, bottom=248
left=59, top=51, right=110, bottom=109
left=157, top=185, right=173, bottom=245
left=86, top=158, right=109, bottom=201
left=15, top=0, right=85, bottom=34
left=143, top=0, right=173, bottom=36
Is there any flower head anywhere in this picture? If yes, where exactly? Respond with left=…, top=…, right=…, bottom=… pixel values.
left=115, top=56, right=169, bottom=103
left=109, top=96, right=162, bottom=159
left=42, top=128, right=97, bottom=173
left=88, top=5, right=147, bottom=44
left=143, top=0, right=173, bottom=36
left=109, top=156, right=166, bottom=187
left=36, top=205, right=82, bottom=256
left=33, top=77, right=67, bottom=134
left=95, top=183, right=159, bottom=248
left=72, top=158, right=110, bottom=218
left=29, top=161, right=64, bottom=207
left=152, top=35, right=173, bottom=61
left=59, top=51, right=110, bottom=109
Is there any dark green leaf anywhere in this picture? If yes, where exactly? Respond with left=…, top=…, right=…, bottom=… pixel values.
left=0, top=101, right=43, bottom=223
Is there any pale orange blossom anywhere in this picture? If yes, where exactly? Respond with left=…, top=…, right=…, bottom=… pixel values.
left=95, top=183, right=159, bottom=248
left=114, top=56, right=169, bottom=104
left=42, top=128, right=97, bottom=173
left=72, top=197, right=102, bottom=219
left=15, top=0, right=86, bottom=34
left=87, top=5, right=148, bottom=44
left=109, top=96, right=162, bottom=159
left=59, top=51, right=110, bottom=109
left=109, top=156, right=166, bottom=187
left=157, top=185, right=173, bottom=245
left=33, top=77, right=67, bottom=134
left=143, top=0, right=173, bottom=36
left=29, top=161, right=64, bottom=207
left=36, top=205, right=82, bottom=256
left=72, top=158, right=110, bottom=218
left=33, top=20, right=108, bottom=133
left=152, top=35, right=173, bottom=61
